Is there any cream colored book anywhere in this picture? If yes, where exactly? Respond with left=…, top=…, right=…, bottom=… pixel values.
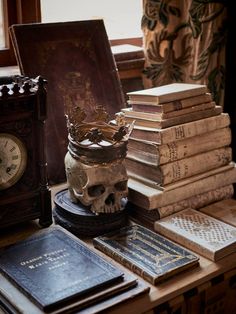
left=128, top=93, right=212, bottom=113
left=122, top=101, right=215, bottom=120
left=122, top=106, right=222, bottom=129
left=126, top=146, right=232, bottom=185
left=127, top=163, right=236, bottom=209
left=127, top=126, right=232, bottom=166
left=154, top=208, right=236, bottom=261
left=129, top=113, right=230, bottom=144
left=129, top=185, right=234, bottom=227
left=199, top=199, right=236, bottom=227
left=127, top=83, right=208, bottom=104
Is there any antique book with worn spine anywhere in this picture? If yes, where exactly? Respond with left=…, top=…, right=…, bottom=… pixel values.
left=128, top=113, right=230, bottom=144
left=128, top=184, right=234, bottom=227
left=93, top=224, right=199, bottom=285
left=128, top=93, right=212, bottom=113
left=0, top=226, right=125, bottom=312
left=121, top=105, right=222, bottom=129
left=127, top=83, right=208, bottom=103
left=154, top=208, right=236, bottom=261
left=128, top=162, right=236, bottom=209
left=126, top=146, right=232, bottom=185
left=199, top=198, right=236, bottom=227
left=122, top=101, right=215, bottom=120
left=127, top=127, right=232, bottom=166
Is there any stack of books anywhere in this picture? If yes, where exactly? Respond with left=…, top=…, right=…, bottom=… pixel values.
left=118, top=83, right=236, bottom=227
left=0, top=226, right=149, bottom=313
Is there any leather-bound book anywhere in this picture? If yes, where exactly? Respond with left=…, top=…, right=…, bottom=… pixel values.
left=0, top=226, right=124, bottom=312
left=93, top=224, right=199, bottom=284
left=9, top=20, right=125, bottom=184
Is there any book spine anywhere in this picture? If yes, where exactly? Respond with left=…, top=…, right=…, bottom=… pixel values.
left=128, top=127, right=231, bottom=166
left=130, top=113, right=230, bottom=144
left=127, top=147, right=232, bottom=185
left=125, top=106, right=222, bottom=129
left=128, top=163, right=236, bottom=209
left=129, top=93, right=212, bottom=113
left=154, top=223, right=214, bottom=260
left=93, top=241, right=155, bottom=284
left=158, top=184, right=234, bottom=218
left=161, top=101, right=215, bottom=119
left=159, top=127, right=231, bottom=164
left=160, top=113, right=230, bottom=144
left=128, top=102, right=215, bottom=119
left=161, top=147, right=232, bottom=185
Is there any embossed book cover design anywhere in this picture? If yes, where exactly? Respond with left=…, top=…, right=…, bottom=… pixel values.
left=10, top=20, right=124, bottom=184
left=154, top=208, right=236, bottom=261
left=0, top=227, right=124, bottom=311
left=93, top=224, right=199, bottom=284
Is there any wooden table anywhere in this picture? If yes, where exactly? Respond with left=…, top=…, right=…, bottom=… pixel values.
left=0, top=185, right=236, bottom=314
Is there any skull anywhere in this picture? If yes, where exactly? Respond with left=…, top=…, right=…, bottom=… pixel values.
left=65, top=152, right=128, bottom=213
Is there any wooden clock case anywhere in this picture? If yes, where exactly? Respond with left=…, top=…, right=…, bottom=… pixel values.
left=0, top=76, right=52, bottom=228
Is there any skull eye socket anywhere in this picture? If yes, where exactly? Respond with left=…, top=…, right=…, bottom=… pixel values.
left=115, top=180, right=127, bottom=191
left=88, top=185, right=105, bottom=197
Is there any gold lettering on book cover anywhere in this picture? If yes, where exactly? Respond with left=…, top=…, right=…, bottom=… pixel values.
left=171, top=211, right=236, bottom=248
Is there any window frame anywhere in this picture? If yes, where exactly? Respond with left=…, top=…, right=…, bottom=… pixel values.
left=0, top=0, right=41, bottom=66
left=0, top=0, right=142, bottom=67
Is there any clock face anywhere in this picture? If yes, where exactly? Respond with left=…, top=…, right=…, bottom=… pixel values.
left=0, top=133, right=27, bottom=190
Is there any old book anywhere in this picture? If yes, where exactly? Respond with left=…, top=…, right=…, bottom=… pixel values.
left=127, top=83, right=208, bottom=103
left=128, top=93, right=212, bottom=113
left=0, top=271, right=149, bottom=314
left=129, top=113, right=230, bottom=144
left=127, top=126, right=232, bottom=166
left=154, top=208, right=236, bottom=261
left=200, top=198, right=236, bottom=227
left=10, top=20, right=124, bottom=184
left=111, top=44, right=144, bottom=62
left=121, top=105, right=222, bottom=129
left=126, top=146, right=232, bottom=185
left=122, top=101, right=215, bottom=120
left=127, top=185, right=234, bottom=226
left=127, top=162, right=236, bottom=209
left=0, top=226, right=124, bottom=312
left=93, top=224, right=199, bottom=285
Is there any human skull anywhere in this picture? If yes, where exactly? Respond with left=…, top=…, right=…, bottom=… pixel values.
left=65, top=152, right=128, bottom=213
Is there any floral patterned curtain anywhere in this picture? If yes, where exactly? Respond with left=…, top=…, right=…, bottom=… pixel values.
left=141, top=0, right=228, bottom=107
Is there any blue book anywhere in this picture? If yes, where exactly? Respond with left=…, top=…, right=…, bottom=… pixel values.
left=0, top=226, right=124, bottom=311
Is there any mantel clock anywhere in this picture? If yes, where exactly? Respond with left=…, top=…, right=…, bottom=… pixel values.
left=0, top=76, right=52, bottom=228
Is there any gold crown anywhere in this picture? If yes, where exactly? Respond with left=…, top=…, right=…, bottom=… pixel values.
left=65, top=105, right=132, bottom=164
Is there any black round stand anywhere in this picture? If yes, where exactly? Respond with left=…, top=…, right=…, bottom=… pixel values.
left=53, top=189, right=128, bottom=237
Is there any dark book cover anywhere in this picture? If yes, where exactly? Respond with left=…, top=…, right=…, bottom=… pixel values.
left=9, top=20, right=125, bottom=184
left=0, top=271, right=149, bottom=314
left=93, top=224, right=199, bottom=285
left=0, top=226, right=124, bottom=312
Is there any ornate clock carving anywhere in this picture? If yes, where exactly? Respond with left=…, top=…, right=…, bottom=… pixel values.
left=0, top=76, right=52, bottom=228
